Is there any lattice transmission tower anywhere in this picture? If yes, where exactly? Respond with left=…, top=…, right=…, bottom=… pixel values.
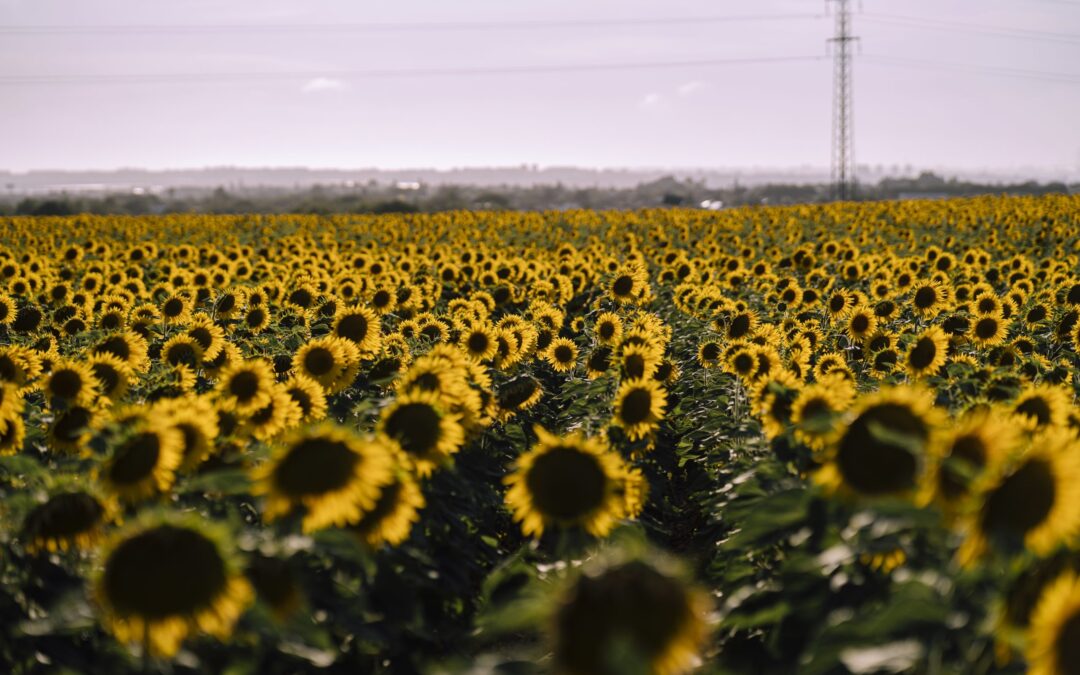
left=828, top=0, right=858, bottom=200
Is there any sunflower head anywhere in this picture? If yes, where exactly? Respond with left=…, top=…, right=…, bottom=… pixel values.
left=378, top=390, right=465, bottom=477
left=815, top=387, right=943, bottom=500
left=505, top=427, right=641, bottom=538
left=21, top=489, right=115, bottom=554
left=216, top=358, right=276, bottom=416
left=960, top=426, right=1080, bottom=565
left=552, top=557, right=709, bottom=675
left=612, top=379, right=667, bottom=442
left=254, top=423, right=394, bottom=532
left=94, top=516, right=253, bottom=657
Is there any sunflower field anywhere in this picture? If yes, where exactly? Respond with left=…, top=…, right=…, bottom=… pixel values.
left=1, top=195, right=1080, bottom=674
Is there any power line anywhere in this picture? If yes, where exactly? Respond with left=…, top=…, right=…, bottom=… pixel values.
left=0, top=54, right=828, bottom=87
left=862, top=12, right=1080, bottom=44
left=829, top=0, right=857, bottom=201
left=0, top=13, right=826, bottom=35
left=862, top=55, right=1080, bottom=83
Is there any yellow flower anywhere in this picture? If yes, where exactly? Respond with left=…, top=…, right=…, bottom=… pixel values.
left=94, top=516, right=253, bottom=657
left=253, top=423, right=394, bottom=533
left=504, top=426, right=642, bottom=538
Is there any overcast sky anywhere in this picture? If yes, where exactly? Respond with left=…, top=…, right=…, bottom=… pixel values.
left=1, top=0, right=1078, bottom=174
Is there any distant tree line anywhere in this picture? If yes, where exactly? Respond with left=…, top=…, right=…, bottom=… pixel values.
left=1, top=172, right=1074, bottom=216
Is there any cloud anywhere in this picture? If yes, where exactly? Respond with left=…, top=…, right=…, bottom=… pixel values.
left=638, top=92, right=663, bottom=109
left=677, top=81, right=708, bottom=97
left=301, top=77, right=347, bottom=93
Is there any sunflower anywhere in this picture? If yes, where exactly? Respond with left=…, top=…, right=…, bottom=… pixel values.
left=845, top=305, right=878, bottom=342
left=44, top=359, right=99, bottom=407
left=608, top=264, right=648, bottom=304
left=815, top=386, right=943, bottom=499
left=92, top=331, right=150, bottom=373
left=244, top=384, right=303, bottom=442
left=161, top=335, right=204, bottom=370
left=241, top=305, right=270, bottom=332
left=21, top=489, right=115, bottom=554
left=292, top=336, right=352, bottom=392
left=697, top=340, right=723, bottom=369
left=1011, top=384, right=1071, bottom=430
left=186, top=314, right=226, bottom=362
left=612, top=378, right=667, bottom=442
left=98, top=421, right=184, bottom=502
left=0, top=381, right=24, bottom=425
left=349, top=469, right=425, bottom=548
left=215, top=358, right=276, bottom=416
left=460, top=322, right=499, bottom=362
left=790, top=377, right=856, bottom=452
left=910, top=280, right=952, bottom=318
left=547, top=338, right=579, bottom=373
left=505, top=426, right=640, bottom=537
left=1025, top=571, right=1080, bottom=675
left=970, top=311, right=1009, bottom=347
left=333, top=304, right=382, bottom=356
left=919, top=407, right=1019, bottom=514
left=87, top=352, right=133, bottom=403
left=594, top=311, right=623, bottom=346
left=159, top=292, right=194, bottom=325
left=253, top=423, right=394, bottom=532
left=552, top=557, right=709, bottom=675
left=156, top=396, right=220, bottom=472
left=94, top=516, right=253, bottom=657
left=904, top=326, right=949, bottom=379
left=377, top=390, right=465, bottom=477
left=618, top=342, right=661, bottom=381
left=283, top=374, right=328, bottom=424
left=496, top=375, right=544, bottom=419
left=959, top=426, right=1080, bottom=565
left=47, top=404, right=95, bottom=454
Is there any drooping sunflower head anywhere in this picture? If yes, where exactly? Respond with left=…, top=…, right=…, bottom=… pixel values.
left=94, top=516, right=253, bottom=657
left=21, top=488, right=115, bottom=554
left=552, top=557, right=709, bottom=675
left=815, top=386, right=943, bottom=500
left=377, top=390, right=465, bottom=477
left=253, top=423, right=394, bottom=533
left=612, top=378, right=667, bottom=442
left=496, top=375, right=544, bottom=420
left=505, top=427, right=640, bottom=538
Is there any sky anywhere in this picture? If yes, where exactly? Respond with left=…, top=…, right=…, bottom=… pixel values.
left=1, top=0, right=1078, bottom=175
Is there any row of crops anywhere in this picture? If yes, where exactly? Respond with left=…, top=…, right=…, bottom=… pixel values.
left=1, top=196, right=1079, bottom=673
